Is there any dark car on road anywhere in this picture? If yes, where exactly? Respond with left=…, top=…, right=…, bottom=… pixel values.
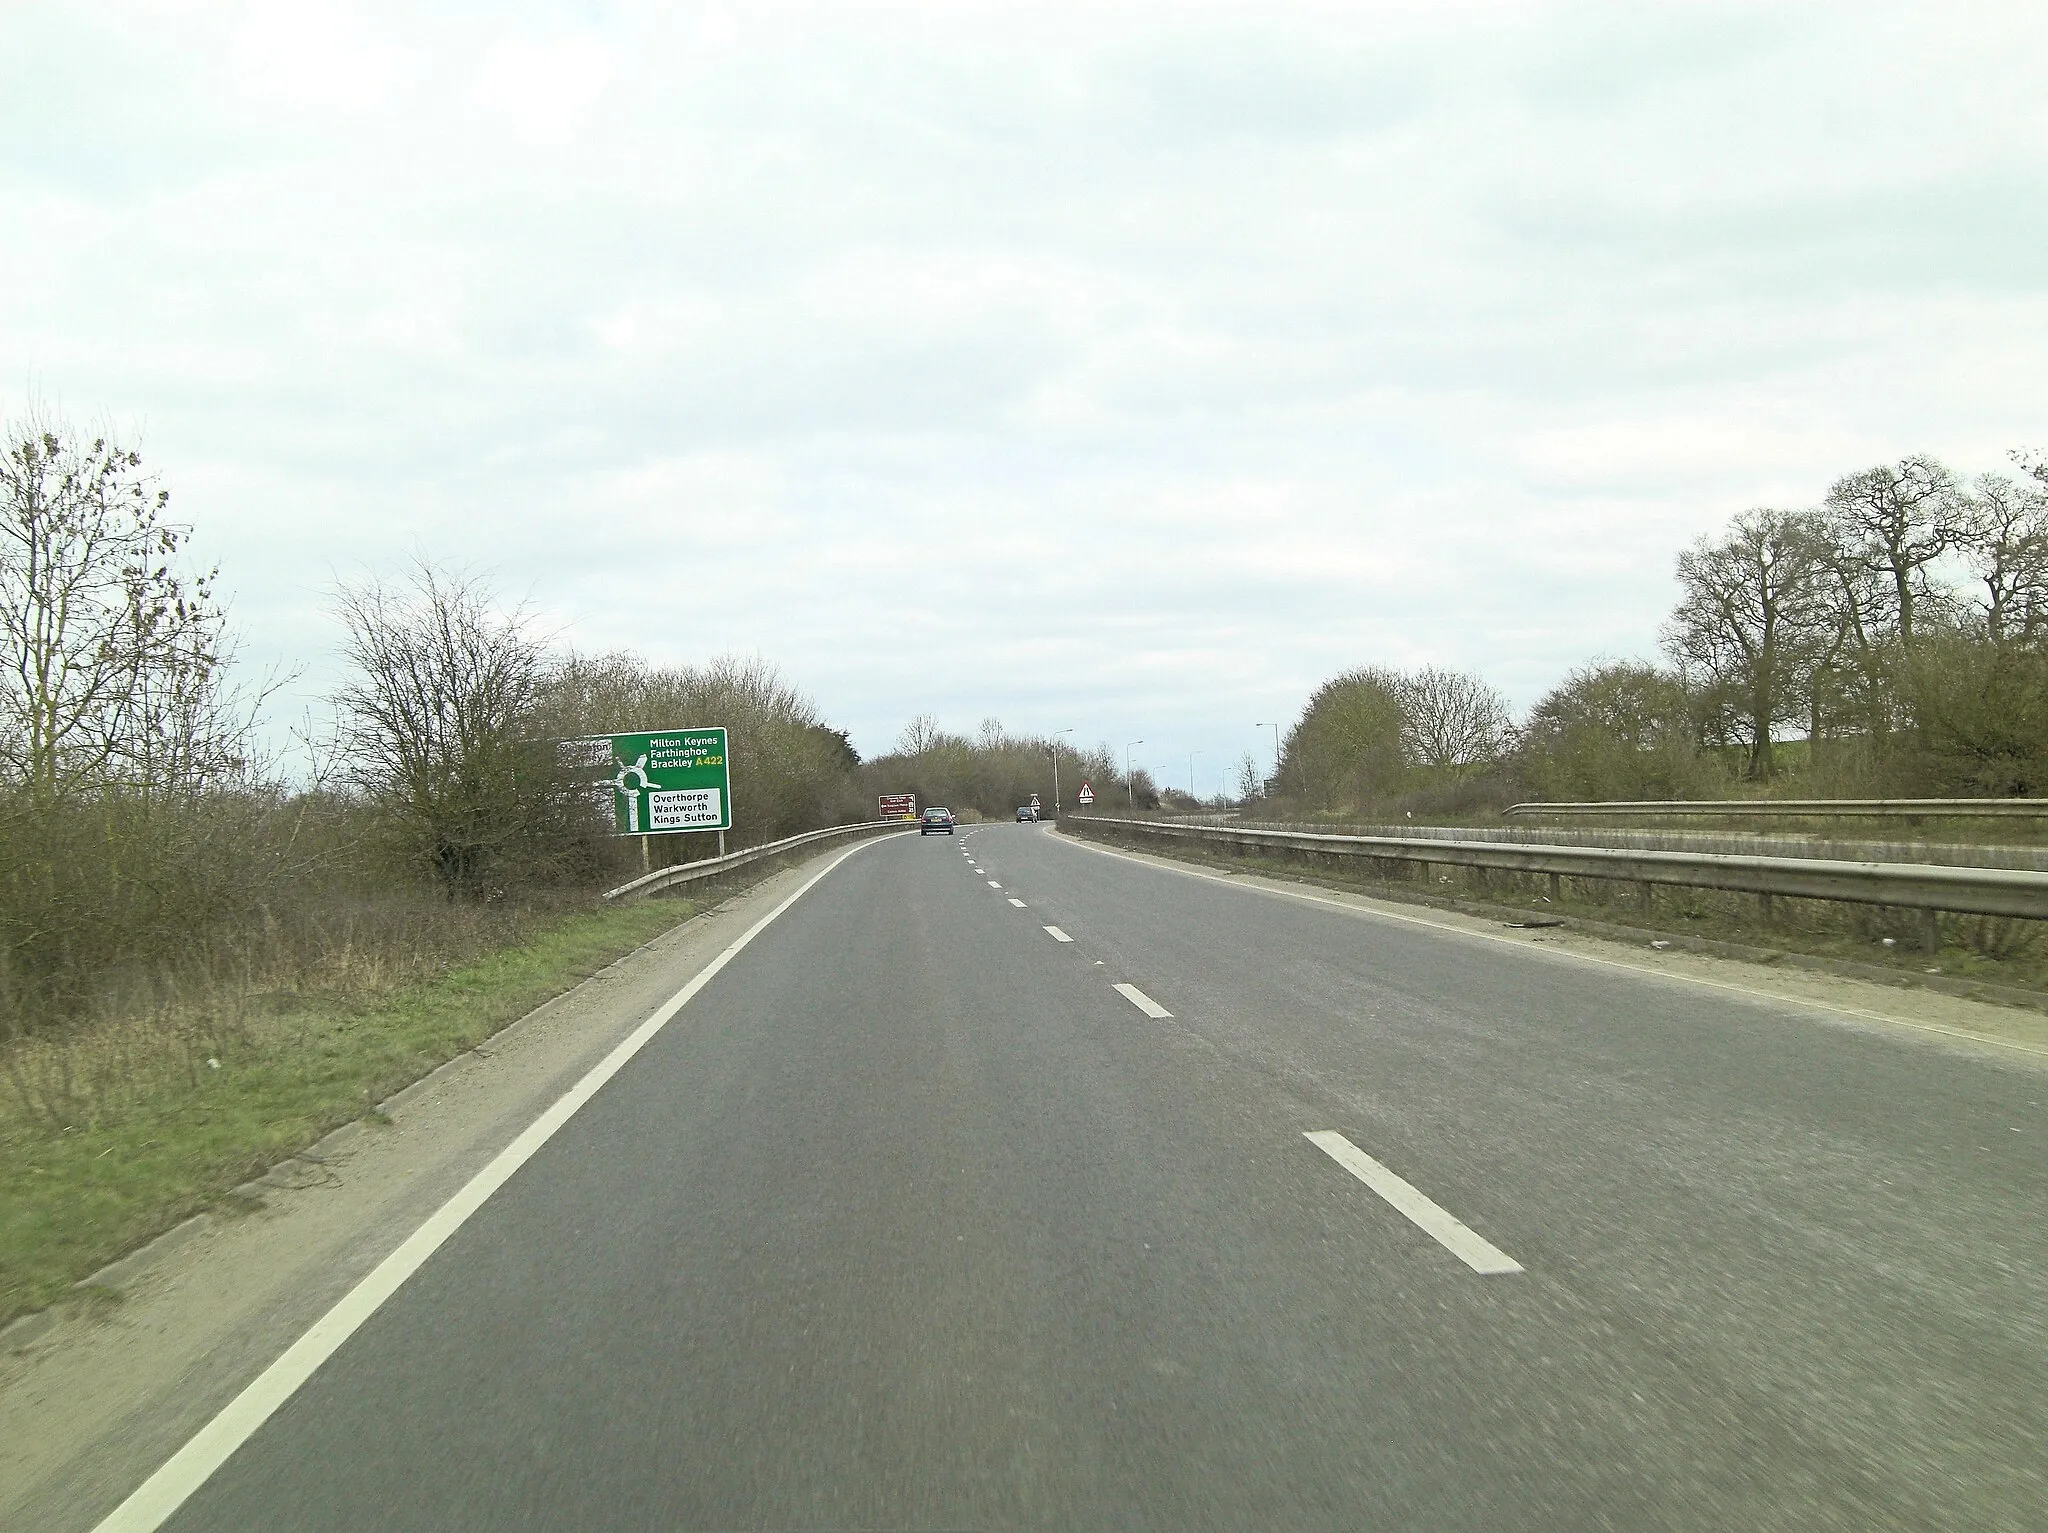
left=1016, top=806, right=1037, bottom=822
left=920, top=807, right=956, bottom=834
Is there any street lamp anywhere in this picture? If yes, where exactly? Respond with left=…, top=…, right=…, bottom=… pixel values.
left=1126, top=740, right=1144, bottom=809
left=1049, top=727, right=1074, bottom=812
left=1190, top=750, right=1201, bottom=805
left=1254, top=723, right=1281, bottom=796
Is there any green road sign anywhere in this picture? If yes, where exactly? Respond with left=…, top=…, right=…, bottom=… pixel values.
left=566, top=726, right=732, bottom=835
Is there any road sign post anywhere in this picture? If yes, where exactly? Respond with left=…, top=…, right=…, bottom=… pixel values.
left=566, top=727, right=733, bottom=837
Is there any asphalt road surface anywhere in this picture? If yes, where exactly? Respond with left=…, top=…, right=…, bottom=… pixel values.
left=132, top=825, right=2046, bottom=1531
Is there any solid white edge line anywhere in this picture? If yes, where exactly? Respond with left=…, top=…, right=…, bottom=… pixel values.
left=1054, top=831, right=2048, bottom=1062
left=1043, top=925, right=1073, bottom=942
left=90, top=836, right=887, bottom=1533
left=1112, top=982, right=1173, bottom=1019
left=1305, top=1131, right=1523, bottom=1275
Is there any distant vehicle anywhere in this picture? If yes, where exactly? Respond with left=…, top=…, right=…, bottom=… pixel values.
left=1016, top=806, right=1037, bottom=822
left=920, top=807, right=956, bottom=834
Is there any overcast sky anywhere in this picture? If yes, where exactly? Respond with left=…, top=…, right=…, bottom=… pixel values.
left=5, top=1, right=2045, bottom=794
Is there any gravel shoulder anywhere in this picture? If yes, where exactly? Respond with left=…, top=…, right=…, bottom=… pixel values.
left=0, top=856, right=836, bottom=1533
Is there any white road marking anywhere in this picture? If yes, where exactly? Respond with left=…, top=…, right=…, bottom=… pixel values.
left=87, top=839, right=891, bottom=1533
left=1054, top=831, right=2048, bottom=1062
left=988, top=880, right=1002, bottom=888
left=1113, top=982, right=1173, bottom=1018
left=1044, top=925, right=1073, bottom=942
left=1304, top=1131, right=1523, bottom=1275
left=1008, top=898, right=1027, bottom=907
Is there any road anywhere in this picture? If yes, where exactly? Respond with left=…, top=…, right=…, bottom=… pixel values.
left=120, top=823, right=2046, bottom=1530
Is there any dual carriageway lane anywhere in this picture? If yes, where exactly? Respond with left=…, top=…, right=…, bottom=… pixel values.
left=90, top=820, right=2047, bottom=1531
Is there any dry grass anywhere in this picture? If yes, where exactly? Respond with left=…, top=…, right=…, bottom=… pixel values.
left=0, top=889, right=691, bottom=1327
left=3, top=891, right=585, bottom=1133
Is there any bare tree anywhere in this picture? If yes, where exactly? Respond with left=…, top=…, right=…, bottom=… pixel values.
left=1398, top=666, right=1512, bottom=779
left=1956, top=472, right=2048, bottom=642
left=1805, top=524, right=1908, bottom=750
left=0, top=417, right=236, bottom=801
left=1663, top=508, right=1830, bottom=778
left=1823, top=455, right=1961, bottom=642
left=1232, top=751, right=1263, bottom=802
left=897, top=714, right=943, bottom=756
left=333, top=563, right=566, bottom=896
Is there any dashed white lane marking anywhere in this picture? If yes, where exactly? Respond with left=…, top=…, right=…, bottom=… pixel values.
left=1044, top=925, right=1073, bottom=942
left=1304, top=1131, right=1523, bottom=1275
left=1008, top=898, right=1027, bottom=907
left=987, top=880, right=1002, bottom=888
left=1113, top=982, right=1173, bottom=1019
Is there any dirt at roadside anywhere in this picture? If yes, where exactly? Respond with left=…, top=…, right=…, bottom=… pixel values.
left=0, top=856, right=836, bottom=1533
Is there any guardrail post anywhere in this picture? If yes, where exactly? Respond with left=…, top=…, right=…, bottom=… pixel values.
left=1547, top=872, right=1561, bottom=903
left=1758, top=890, right=1774, bottom=924
left=1920, top=907, right=1940, bottom=954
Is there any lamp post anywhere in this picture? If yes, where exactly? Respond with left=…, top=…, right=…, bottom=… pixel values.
left=1126, top=740, right=1144, bottom=809
left=1255, top=723, right=1281, bottom=796
left=1050, top=727, right=1074, bottom=812
left=1190, top=750, right=1201, bottom=805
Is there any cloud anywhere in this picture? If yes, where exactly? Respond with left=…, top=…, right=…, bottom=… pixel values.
left=3, top=0, right=2045, bottom=790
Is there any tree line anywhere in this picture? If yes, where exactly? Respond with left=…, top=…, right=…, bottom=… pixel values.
left=863, top=716, right=1140, bottom=820
left=0, top=414, right=871, bottom=1041
left=9, top=409, right=2039, bottom=1038
left=0, top=408, right=1148, bottom=1049
left=1270, top=449, right=2048, bottom=815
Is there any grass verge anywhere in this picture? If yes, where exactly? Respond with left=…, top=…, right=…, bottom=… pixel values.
left=0, top=895, right=693, bottom=1329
